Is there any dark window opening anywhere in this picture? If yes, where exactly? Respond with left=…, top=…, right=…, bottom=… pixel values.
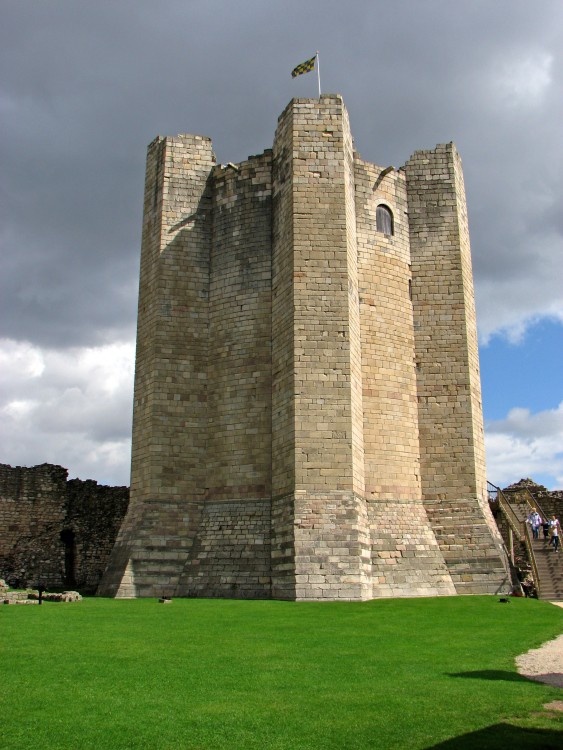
left=60, top=528, right=77, bottom=589
left=376, top=204, right=394, bottom=236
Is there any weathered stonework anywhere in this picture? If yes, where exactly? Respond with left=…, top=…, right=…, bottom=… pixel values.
left=99, top=95, right=509, bottom=600
left=0, top=463, right=128, bottom=591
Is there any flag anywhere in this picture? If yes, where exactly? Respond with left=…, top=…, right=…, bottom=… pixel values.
left=291, top=55, right=316, bottom=78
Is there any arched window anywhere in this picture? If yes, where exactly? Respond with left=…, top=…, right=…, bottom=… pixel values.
left=376, top=204, right=394, bottom=236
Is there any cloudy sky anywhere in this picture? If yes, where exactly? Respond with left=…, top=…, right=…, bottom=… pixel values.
left=1, top=1, right=562, bottom=490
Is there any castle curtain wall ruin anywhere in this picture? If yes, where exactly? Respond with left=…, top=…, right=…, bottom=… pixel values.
left=98, top=95, right=508, bottom=600
left=0, top=463, right=128, bottom=591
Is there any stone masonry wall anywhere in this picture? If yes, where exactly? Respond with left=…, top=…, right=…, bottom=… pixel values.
left=405, top=145, right=509, bottom=591
left=65, top=478, right=129, bottom=590
left=368, top=499, right=456, bottom=597
left=406, top=144, right=484, bottom=503
left=0, top=463, right=128, bottom=591
left=176, top=500, right=271, bottom=598
left=99, top=95, right=509, bottom=600
left=355, top=159, right=421, bottom=500
left=270, top=101, right=298, bottom=596
left=98, top=134, right=216, bottom=597
left=208, top=154, right=273, bottom=501
left=273, top=96, right=372, bottom=600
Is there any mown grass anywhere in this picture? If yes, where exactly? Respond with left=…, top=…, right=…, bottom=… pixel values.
left=1, top=596, right=562, bottom=749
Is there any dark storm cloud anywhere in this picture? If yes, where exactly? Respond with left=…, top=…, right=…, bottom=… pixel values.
left=1, top=0, right=562, bottom=484
left=2, top=1, right=561, bottom=346
left=2, top=2, right=562, bottom=331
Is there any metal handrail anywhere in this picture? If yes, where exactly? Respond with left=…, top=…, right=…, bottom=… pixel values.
left=488, top=482, right=524, bottom=541
left=518, top=487, right=546, bottom=599
left=521, top=521, right=541, bottom=598
left=488, top=480, right=541, bottom=597
left=487, top=482, right=525, bottom=595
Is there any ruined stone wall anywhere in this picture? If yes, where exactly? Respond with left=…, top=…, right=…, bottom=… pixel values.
left=65, top=478, right=129, bottom=591
left=0, top=463, right=128, bottom=591
left=534, top=494, right=563, bottom=520
left=502, top=479, right=563, bottom=521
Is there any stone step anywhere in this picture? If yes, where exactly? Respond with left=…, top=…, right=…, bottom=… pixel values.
left=529, top=536, right=563, bottom=599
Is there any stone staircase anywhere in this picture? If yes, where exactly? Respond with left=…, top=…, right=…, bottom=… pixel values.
left=509, top=498, right=563, bottom=601
left=530, top=535, right=563, bottom=600
left=489, top=483, right=563, bottom=601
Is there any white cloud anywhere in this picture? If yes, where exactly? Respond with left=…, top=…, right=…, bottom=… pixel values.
left=0, top=338, right=134, bottom=485
left=475, top=224, right=563, bottom=345
left=3, top=400, right=37, bottom=419
left=486, top=402, right=563, bottom=489
left=0, top=339, right=45, bottom=380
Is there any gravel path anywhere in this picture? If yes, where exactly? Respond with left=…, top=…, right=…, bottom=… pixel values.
left=515, top=604, right=563, bottom=689
left=516, top=633, right=563, bottom=688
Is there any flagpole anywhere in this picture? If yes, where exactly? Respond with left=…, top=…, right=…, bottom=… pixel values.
left=316, top=51, right=321, bottom=97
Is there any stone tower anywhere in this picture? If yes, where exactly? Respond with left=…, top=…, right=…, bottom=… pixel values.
left=98, top=95, right=508, bottom=600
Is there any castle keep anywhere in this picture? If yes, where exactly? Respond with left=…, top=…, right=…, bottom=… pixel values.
left=99, top=95, right=508, bottom=600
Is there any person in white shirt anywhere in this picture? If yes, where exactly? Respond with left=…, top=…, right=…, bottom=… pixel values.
left=550, top=516, right=560, bottom=552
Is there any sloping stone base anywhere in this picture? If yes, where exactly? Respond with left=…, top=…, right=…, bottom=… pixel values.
left=369, top=499, right=456, bottom=597
left=99, top=494, right=509, bottom=600
left=176, top=499, right=271, bottom=599
left=425, top=498, right=510, bottom=594
left=97, top=498, right=201, bottom=598
left=292, top=492, right=372, bottom=601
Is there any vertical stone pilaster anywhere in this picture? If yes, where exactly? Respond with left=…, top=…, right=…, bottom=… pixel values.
left=270, top=101, right=297, bottom=598
left=177, top=153, right=274, bottom=600
left=406, top=144, right=482, bottom=502
left=150, top=136, right=214, bottom=501
left=406, top=145, right=508, bottom=592
left=272, top=96, right=370, bottom=600
left=98, top=135, right=215, bottom=597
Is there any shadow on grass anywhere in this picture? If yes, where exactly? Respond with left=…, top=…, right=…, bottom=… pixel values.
left=447, top=669, right=535, bottom=683
left=449, top=669, right=563, bottom=688
left=424, top=723, right=563, bottom=749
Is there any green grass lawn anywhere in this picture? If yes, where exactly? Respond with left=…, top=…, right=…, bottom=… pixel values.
left=1, top=596, right=562, bottom=749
